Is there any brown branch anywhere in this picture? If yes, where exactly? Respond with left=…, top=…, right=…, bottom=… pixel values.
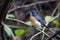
left=8, top=0, right=57, bottom=13
left=6, top=18, right=31, bottom=26
left=51, top=2, right=60, bottom=16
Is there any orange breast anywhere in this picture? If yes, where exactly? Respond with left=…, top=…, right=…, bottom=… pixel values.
left=29, top=15, right=37, bottom=24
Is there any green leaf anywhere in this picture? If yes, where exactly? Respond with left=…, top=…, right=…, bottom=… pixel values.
left=15, top=29, right=25, bottom=37
left=45, top=16, right=53, bottom=23
left=45, top=13, right=60, bottom=23
left=6, top=14, right=15, bottom=19
left=4, top=25, right=12, bottom=37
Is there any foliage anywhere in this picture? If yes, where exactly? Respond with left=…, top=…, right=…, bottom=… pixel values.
left=6, top=13, right=15, bottom=19
left=45, top=16, right=53, bottom=23
left=45, top=13, right=60, bottom=31
left=4, top=25, right=12, bottom=37
left=45, top=13, right=60, bottom=24
left=14, top=28, right=25, bottom=37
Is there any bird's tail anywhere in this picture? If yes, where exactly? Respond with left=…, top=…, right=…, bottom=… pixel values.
left=40, top=22, right=49, bottom=29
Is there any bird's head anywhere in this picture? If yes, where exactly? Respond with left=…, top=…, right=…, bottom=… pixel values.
left=25, top=10, right=38, bottom=21
left=25, top=12, right=32, bottom=20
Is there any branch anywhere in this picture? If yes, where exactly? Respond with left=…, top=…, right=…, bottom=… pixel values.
left=51, top=2, right=60, bottom=16
left=8, top=0, right=57, bottom=13
left=6, top=18, right=31, bottom=26
left=30, top=32, right=41, bottom=40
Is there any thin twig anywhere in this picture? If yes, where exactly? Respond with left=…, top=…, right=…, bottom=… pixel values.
left=8, top=0, right=57, bottom=13
left=41, top=27, right=46, bottom=40
left=36, top=28, right=50, bottom=37
left=51, top=2, right=60, bottom=16
left=30, top=32, right=41, bottom=40
left=6, top=25, right=21, bottom=29
left=6, top=18, right=31, bottom=26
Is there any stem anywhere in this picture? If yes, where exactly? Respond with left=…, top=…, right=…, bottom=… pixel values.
left=8, top=0, right=57, bottom=13
left=30, top=32, right=41, bottom=40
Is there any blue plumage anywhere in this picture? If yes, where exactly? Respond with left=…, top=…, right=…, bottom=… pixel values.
left=30, top=10, right=49, bottom=28
left=31, top=10, right=43, bottom=23
left=25, top=10, right=49, bottom=28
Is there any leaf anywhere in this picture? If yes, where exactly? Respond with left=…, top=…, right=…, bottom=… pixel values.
left=45, top=16, right=53, bottom=23
left=6, top=14, right=15, bottom=19
left=14, top=29, right=25, bottom=37
left=4, top=25, right=12, bottom=37
left=45, top=13, right=60, bottom=23
left=52, top=20, right=59, bottom=25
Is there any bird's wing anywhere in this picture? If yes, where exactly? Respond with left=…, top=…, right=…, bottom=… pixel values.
left=35, top=15, right=43, bottom=23
left=35, top=15, right=49, bottom=28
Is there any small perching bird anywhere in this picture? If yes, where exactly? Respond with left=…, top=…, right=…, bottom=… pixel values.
left=25, top=12, right=41, bottom=29
left=25, top=10, right=49, bottom=29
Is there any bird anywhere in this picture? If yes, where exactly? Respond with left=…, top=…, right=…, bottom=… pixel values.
left=25, top=10, right=49, bottom=29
